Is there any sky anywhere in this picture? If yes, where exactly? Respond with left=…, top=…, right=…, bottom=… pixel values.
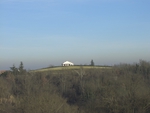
left=0, top=0, right=150, bottom=70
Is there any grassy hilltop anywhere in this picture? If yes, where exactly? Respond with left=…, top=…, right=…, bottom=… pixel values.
left=0, top=60, right=150, bottom=113
left=32, top=65, right=111, bottom=72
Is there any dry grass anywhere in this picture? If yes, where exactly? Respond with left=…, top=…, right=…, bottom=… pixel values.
left=31, top=66, right=111, bottom=72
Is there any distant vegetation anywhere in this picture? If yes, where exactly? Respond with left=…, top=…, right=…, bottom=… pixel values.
left=0, top=60, right=150, bottom=113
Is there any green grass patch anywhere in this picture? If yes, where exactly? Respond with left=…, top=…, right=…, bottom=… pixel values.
left=31, top=65, right=111, bottom=72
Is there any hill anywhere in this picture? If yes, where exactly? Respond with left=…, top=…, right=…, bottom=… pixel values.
left=31, top=65, right=112, bottom=72
left=0, top=60, right=150, bottom=113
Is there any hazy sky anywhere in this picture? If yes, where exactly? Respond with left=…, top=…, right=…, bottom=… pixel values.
left=0, top=0, right=150, bottom=70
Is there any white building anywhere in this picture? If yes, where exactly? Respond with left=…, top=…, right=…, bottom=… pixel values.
left=62, top=61, right=74, bottom=66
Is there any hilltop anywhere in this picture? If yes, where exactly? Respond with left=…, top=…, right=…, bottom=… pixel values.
left=31, top=65, right=112, bottom=72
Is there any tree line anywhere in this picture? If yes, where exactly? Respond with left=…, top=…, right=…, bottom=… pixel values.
left=0, top=60, right=150, bottom=113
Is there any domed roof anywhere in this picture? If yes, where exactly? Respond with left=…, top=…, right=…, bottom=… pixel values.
left=63, top=61, right=74, bottom=65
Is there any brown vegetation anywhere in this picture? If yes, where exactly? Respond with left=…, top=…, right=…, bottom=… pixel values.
left=0, top=70, right=6, bottom=75
left=0, top=60, right=150, bottom=113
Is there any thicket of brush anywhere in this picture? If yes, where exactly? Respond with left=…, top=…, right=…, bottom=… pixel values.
left=0, top=60, right=150, bottom=113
